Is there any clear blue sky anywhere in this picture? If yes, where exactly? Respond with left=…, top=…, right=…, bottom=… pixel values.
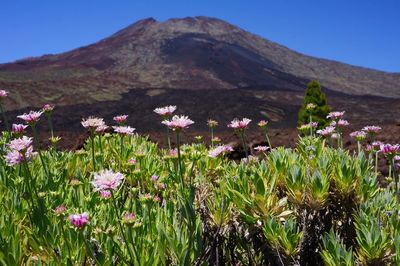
left=1, top=0, right=399, bottom=72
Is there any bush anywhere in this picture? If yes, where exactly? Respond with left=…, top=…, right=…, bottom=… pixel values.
left=298, top=80, right=331, bottom=128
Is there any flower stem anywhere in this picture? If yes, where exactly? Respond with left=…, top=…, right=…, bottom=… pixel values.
left=31, top=125, right=50, bottom=178
left=47, top=114, right=54, bottom=139
left=375, top=152, right=379, bottom=177
left=211, top=128, right=214, bottom=147
left=0, top=103, right=9, bottom=131
left=22, top=159, right=36, bottom=210
left=98, top=135, right=103, bottom=165
left=120, top=135, right=124, bottom=168
left=90, top=131, right=96, bottom=171
left=264, top=129, right=272, bottom=150
left=166, top=127, right=171, bottom=150
left=110, top=191, right=135, bottom=264
left=240, top=132, right=248, bottom=158
left=176, top=131, right=184, bottom=187
left=60, top=218, right=72, bottom=260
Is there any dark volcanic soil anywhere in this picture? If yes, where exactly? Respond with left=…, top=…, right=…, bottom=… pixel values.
left=3, top=88, right=400, bottom=152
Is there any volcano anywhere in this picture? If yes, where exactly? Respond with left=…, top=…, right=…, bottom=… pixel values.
left=1, top=17, right=399, bottom=148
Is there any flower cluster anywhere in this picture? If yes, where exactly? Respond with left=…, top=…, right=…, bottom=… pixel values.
left=69, top=212, right=89, bottom=228
left=113, top=126, right=135, bottom=136
left=81, top=117, right=105, bottom=130
left=208, top=145, right=233, bottom=157
left=92, top=169, right=125, bottom=192
left=350, top=131, right=367, bottom=141
left=317, top=126, right=335, bottom=137
left=54, top=205, right=67, bottom=216
left=5, top=136, right=36, bottom=166
left=327, top=111, right=345, bottom=120
left=154, top=105, right=176, bottom=117
left=254, top=145, right=269, bottom=152
left=162, top=115, right=194, bottom=131
left=113, top=115, right=128, bottom=124
left=258, top=120, right=268, bottom=128
left=17, top=111, right=43, bottom=125
left=228, top=118, right=251, bottom=130
left=95, top=124, right=109, bottom=134
left=379, top=144, right=400, bottom=157
left=362, top=126, right=381, bottom=134
left=299, top=122, right=318, bottom=131
left=11, top=124, right=28, bottom=136
left=42, top=104, right=55, bottom=114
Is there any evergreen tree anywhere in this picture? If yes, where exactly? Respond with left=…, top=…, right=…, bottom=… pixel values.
left=298, top=80, right=331, bottom=128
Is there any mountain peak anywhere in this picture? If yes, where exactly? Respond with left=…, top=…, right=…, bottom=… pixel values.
left=1, top=16, right=400, bottom=111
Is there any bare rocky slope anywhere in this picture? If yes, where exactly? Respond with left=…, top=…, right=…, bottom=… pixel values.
left=0, top=16, right=399, bottom=111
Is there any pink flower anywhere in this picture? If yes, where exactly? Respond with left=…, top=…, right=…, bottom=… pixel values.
left=228, top=118, right=251, bottom=130
left=154, top=105, right=177, bottom=116
left=113, top=126, right=135, bottom=135
left=162, top=115, right=194, bottom=130
left=153, top=196, right=161, bottom=202
left=11, top=124, right=28, bottom=135
left=350, top=131, right=367, bottom=141
left=5, top=146, right=36, bottom=166
left=331, top=133, right=339, bottom=139
left=380, top=144, right=400, bottom=157
left=299, top=122, right=318, bottom=131
left=92, top=169, right=125, bottom=191
left=0, top=90, right=8, bottom=99
left=42, top=104, right=55, bottom=113
left=151, top=175, right=158, bottom=181
left=317, top=126, right=335, bottom=137
left=113, top=115, right=128, bottom=124
left=372, top=141, right=383, bottom=149
left=208, top=145, right=234, bottom=157
left=169, top=149, right=178, bottom=157
left=17, top=111, right=43, bottom=124
left=95, top=124, right=109, bottom=133
left=54, top=205, right=67, bottom=216
left=81, top=117, right=105, bottom=129
left=337, top=119, right=349, bottom=127
left=8, top=136, right=33, bottom=152
left=258, top=120, right=268, bottom=128
left=69, top=212, right=89, bottom=228
left=254, top=145, right=269, bottom=152
left=127, top=158, right=136, bottom=165
left=100, top=190, right=111, bottom=199
left=122, top=213, right=137, bottom=225
left=362, top=126, right=381, bottom=134
left=327, top=111, right=345, bottom=120
left=5, top=150, right=23, bottom=166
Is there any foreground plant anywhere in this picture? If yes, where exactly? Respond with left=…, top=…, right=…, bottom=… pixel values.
left=82, top=116, right=105, bottom=171
left=2, top=104, right=400, bottom=265
left=155, top=105, right=176, bottom=149
left=228, top=118, right=251, bottom=157
left=162, top=115, right=194, bottom=187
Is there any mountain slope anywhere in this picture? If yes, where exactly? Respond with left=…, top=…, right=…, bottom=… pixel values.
left=1, top=16, right=399, bottom=110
